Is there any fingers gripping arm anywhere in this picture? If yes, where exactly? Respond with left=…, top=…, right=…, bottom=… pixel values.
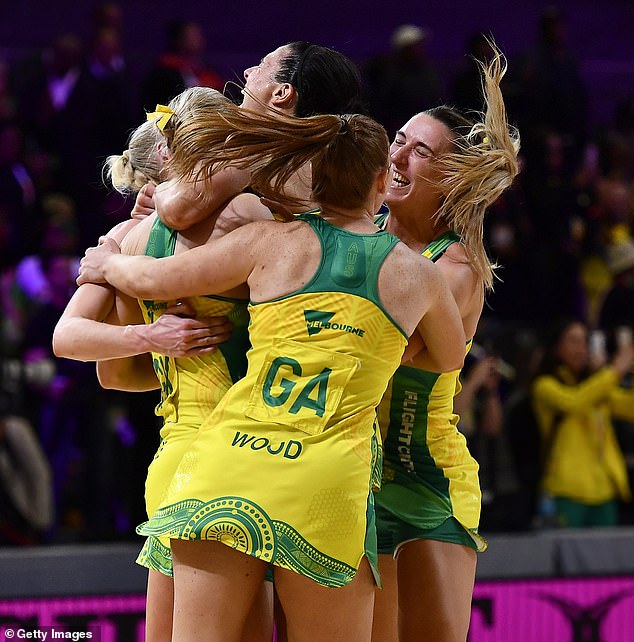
left=77, top=224, right=261, bottom=300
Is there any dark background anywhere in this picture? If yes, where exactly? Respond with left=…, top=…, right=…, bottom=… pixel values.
left=1, top=0, right=633, bottom=544
left=2, top=0, right=633, bottom=128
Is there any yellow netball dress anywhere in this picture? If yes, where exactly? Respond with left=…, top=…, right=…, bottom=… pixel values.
left=139, top=212, right=408, bottom=587
left=136, top=217, right=250, bottom=575
left=375, top=231, right=486, bottom=553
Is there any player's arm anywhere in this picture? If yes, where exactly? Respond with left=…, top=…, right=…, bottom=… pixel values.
left=210, top=192, right=275, bottom=238
left=402, top=251, right=477, bottom=363
left=413, top=261, right=466, bottom=372
left=77, top=221, right=267, bottom=301
left=55, top=217, right=227, bottom=363
left=52, top=219, right=145, bottom=361
left=94, top=288, right=159, bottom=392
left=154, top=167, right=249, bottom=231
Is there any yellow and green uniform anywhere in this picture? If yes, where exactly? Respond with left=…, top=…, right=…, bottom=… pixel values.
left=139, top=212, right=408, bottom=587
left=136, top=217, right=249, bottom=575
left=374, top=229, right=486, bottom=553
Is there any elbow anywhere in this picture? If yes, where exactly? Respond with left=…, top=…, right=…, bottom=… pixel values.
left=96, top=370, right=118, bottom=390
left=157, top=210, right=185, bottom=231
left=51, top=325, right=74, bottom=360
left=446, top=352, right=466, bottom=373
left=96, top=357, right=157, bottom=392
left=436, top=340, right=466, bottom=373
left=96, top=362, right=126, bottom=389
left=426, top=350, right=465, bottom=374
left=156, top=196, right=195, bottom=231
left=51, top=331, right=64, bottom=358
left=441, top=343, right=466, bottom=372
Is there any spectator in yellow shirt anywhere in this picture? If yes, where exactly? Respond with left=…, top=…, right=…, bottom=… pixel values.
left=532, top=318, right=634, bottom=527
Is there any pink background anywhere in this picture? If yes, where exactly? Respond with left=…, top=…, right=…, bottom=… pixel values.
left=1, top=576, right=634, bottom=642
left=471, top=576, right=634, bottom=642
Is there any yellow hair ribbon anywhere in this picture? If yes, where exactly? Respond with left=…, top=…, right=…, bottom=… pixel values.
left=146, top=104, right=175, bottom=131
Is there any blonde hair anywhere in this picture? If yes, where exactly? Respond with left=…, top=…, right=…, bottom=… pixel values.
left=169, top=106, right=389, bottom=209
left=104, top=119, right=163, bottom=194
left=104, top=86, right=231, bottom=195
left=430, top=41, right=520, bottom=290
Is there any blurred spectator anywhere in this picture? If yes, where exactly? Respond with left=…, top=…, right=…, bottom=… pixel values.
left=503, top=328, right=544, bottom=529
left=19, top=246, right=82, bottom=538
left=455, top=351, right=504, bottom=441
left=363, top=24, right=443, bottom=138
left=0, top=120, right=40, bottom=264
left=20, top=249, right=116, bottom=542
left=81, top=24, right=135, bottom=243
left=12, top=193, right=80, bottom=321
left=91, top=1, right=123, bottom=35
left=86, top=3, right=130, bottom=149
left=451, top=32, right=496, bottom=113
left=140, top=19, right=224, bottom=111
left=0, top=415, right=54, bottom=545
left=520, top=129, right=588, bottom=322
left=455, top=337, right=522, bottom=531
left=12, top=31, right=133, bottom=248
left=12, top=33, right=85, bottom=175
left=0, top=60, right=17, bottom=121
left=599, top=238, right=634, bottom=348
left=505, top=6, right=589, bottom=170
left=613, top=95, right=634, bottom=162
left=531, top=318, right=634, bottom=528
left=482, top=173, right=537, bottom=324
left=455, top=352, right=503, bottom=492
left=0, top=193, right=79, bottom=365
left=586, top=132, right=634, bottom=246
left=599, top=238, right=634, bottom=524
left=87, top=26, right=125, bottom=80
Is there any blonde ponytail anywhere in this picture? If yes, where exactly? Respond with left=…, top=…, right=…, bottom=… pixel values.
left=104, top=86, right=232, bottom=195
left=433, top=40, right=520, bottom=290
left=103, top=120, right=163, bottom=195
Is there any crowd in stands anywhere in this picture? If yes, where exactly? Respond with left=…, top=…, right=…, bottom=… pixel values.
left=0, top=3, right=632, bottom=544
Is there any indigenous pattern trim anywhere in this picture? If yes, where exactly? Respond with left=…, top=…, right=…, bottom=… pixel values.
left=139, top=496, right=357, bottom=587
left=136, top=535, right=173, bottom=577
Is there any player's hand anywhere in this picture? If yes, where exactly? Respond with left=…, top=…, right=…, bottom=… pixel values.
left=145, top=310, right=233, bottom=356
left=76, top=237, right=121, bottom=285
left=130, top=183, right=156, bottom=219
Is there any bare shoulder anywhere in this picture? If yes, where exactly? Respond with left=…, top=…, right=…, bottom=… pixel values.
left=437, top=244, right=479, bottom=297
left=222, top=217, right=296, bottom=245
left=383, top=242, right=444, bottom=292
left=229, top=193, right=273, bottom=221
left=435, top=244, right=484, bottom=328
left=212, top=193, right=274, bottom=238
left=105, top=219, right=138, bottom=243
left=120, top=213, right=157, bottom=256
left=393, top=241, right=438, bottom=274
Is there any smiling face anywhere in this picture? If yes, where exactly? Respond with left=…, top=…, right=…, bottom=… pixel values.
left=241, top=45, right=292, bottom=113
left=385, top=112, right=453, bottom=213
